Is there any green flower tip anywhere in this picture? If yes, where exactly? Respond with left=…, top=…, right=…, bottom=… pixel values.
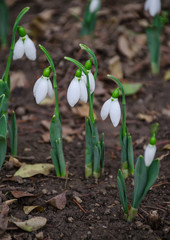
left=85, top=59, right=92, bottom=70
left=112, top=88, right=119, bottom=98
left=75, top=69, right=82, bottom=78
left=43, top=67, right=51, bottom=77
left=149, top=135, right=156, bottom=145
left=18, top=26, right=27, bottom=37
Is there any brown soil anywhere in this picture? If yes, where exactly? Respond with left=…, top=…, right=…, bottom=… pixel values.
left=0, top=0, right=170, bottom=239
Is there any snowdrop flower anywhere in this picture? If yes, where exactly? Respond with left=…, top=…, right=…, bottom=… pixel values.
left=67, top=69, right=88, bottom=107
left=89, top=0, right=100, bottom=13
left=144, top=135, right=157, bottom=166
left=81, top=59, right=95, bottom=94
left=13, top=26, right=36, bottom=61
left=144, top=0, right=161, bottom=17
left=100, top=88, right=121, bottom=127
left=33, top=67, right=53, bottom=104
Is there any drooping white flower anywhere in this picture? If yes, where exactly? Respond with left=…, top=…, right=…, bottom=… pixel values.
left=89, top=0, right=100, bottom=13
left=144, top=0, right=161, bottom=17
left=81, top=70, right=95, bottom=94
left=144, top=144, right=156, bottom=166
left=100, top=97, right=121, bottom=127
left=33, top=76, right=53, bottom=104
left=13, top=35, right=36, bottom=61
left=67, top=76, right=88, bottom=107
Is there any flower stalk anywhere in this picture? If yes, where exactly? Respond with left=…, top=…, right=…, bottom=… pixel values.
left=39, top=45, right=66, bottom=177
left=65, top=44, right=104, bottom=179
left=117, top=123, right=160, bottom=221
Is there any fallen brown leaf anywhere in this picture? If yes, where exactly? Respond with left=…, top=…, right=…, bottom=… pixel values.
left=11, top=191, right=34, bottom=199
left=10, top=71, right=29, bottom=92
left=108, top=55, right=123, bottom=79
left=47, top=191, right=67, bottom=210
left=9, top=156, right=23, bottom=167
left=12, top=217, right=47, bottom=232
left=23, top=206, right=44, bottom=215
left=137, top=113, right=154, bottom=123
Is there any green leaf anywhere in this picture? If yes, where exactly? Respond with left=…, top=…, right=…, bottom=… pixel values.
left=141, top=159, right=160, bottom=202
left=146, top=26, right=160, bottom=74
left=93, top=143, right=101, bottom=179
left=127, top=134, right=134, bottom=176
left=0, top=114, right=7, bottom=139
left=0, top=94, right=5, bottom=114
left=50, top=149, right=61, bottom=177
left=50, top=115, right=62, bottom=148
left=132, top=156, right=147, bottom=209
left=118, top=83, right=143, bottom=96
left=56, top=138, right=66, bottom=177
left=100, top=133, right=105, bottom=174
left=0, top=0, right=8, bottom=47
left=0, top=114, right=7, bottom=168
left=117, top=169, right=128, bottom=214
left=10, top=111, right=18, bottom=156
left=0, top=80, right=10, bottom=114
left=151, top=123, right=159, bottom=136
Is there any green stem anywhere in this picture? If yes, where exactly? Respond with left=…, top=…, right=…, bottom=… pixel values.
left=127, top=207, right=137, bottom=222
left=107, top=75, right=127, bottom=137
left=39, top=44, right=59, bottom=118
left=79, top=43, right=98, bottom=108
left=3, top=7, right=29, bottom=83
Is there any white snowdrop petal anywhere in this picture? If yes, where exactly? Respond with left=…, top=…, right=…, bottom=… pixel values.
left=89, top=0, right=99, bottom=13
left=24, top=36, right=36, bottom=60
left=81, top=72, right=87, bottom=85
left=79, top=80, right=88, bottom=103
left=13, top=38, right=24, bottom=60
left=109, top=99, right=121, bottom=127
left=34, top=78, right=48, bottom=104
left=88, top=71, right=95, bottom=94
left=100, top=98, right=111, bottom=120
left=67, top=78, right=80, bottom=107
left=144, top=0, right=150, bottom=11
left=144, top=144, right=157, bottom=167
left=47, top=79, right=53, bottom=98
left=33, top=77, right=42, bottom=96
left=149, top=0, right=161, bottom=16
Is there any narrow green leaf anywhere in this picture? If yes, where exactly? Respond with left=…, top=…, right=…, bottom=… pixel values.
left=10, top=111, right=17, bottom=156
left=141, top=159, right=160, bottom=202
left=127, top=134, right=134, bottom=176
left=50, top=149, right=61, bottom=177
left=0, top=94, right=5, bottom=114
left=0, top=0, right=8, bottom=47
left=151, top=123, right=159, bottom=136
left=0, top=114, right=7, bottom=169
left=100, top=133, right=104, bottom=175
left=117, top=169, right=128, bottom=214
left=0, top=114, right=7, bottom=139
left=117, top=83, right=143, bottom=96
left=132, top=156, right=147, bottom=209
left=50, top=115, right=62, bottom=148
left=56, top=138, right=66, bottom=177
left=93, top=142, right=101, bottom=179
left=146, top=26, right=160, bottom=74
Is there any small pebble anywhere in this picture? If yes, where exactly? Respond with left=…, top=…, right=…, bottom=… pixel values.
left=35, top=232, right=44, bottom=239
left=67, top=217, right=74, bottom=223
left=16, top=106, right=26, bottom=116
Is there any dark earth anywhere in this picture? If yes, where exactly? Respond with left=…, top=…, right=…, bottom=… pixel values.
left=0, top=0, right=170, bottom=239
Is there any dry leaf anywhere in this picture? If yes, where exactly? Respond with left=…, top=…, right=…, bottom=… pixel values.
left=11, top=191, right=34, bottom=198
left=47, top=192, right=67, bottom=210
left=0, top=203, right=9, bottom=236
left=95, top=81, right=106, bottom=96
left=10, top=71, right=29, bottom=92
left=14, top=163, right=54, bottom=178
left=162, top=144, right=170, bottom=150
left=12, top=217, right=47, bottom=232
left=41, top=132, right=50, bottom=143
left=137, top=113, right=154, bottom=123
left=164, top=69, right=170, bottom=81
left=108, top=55, right=123, bottom=79
left=9, top=156, right=23, bottom=167
left=23, top=206, right=44, bottom=215
left=5, top=199, right=17, bottom=206
left=72, top=104, right=97, bottom=118
left=162, top=108, right=170, bottom=118
left=158, top=152, right=170, bottom=160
